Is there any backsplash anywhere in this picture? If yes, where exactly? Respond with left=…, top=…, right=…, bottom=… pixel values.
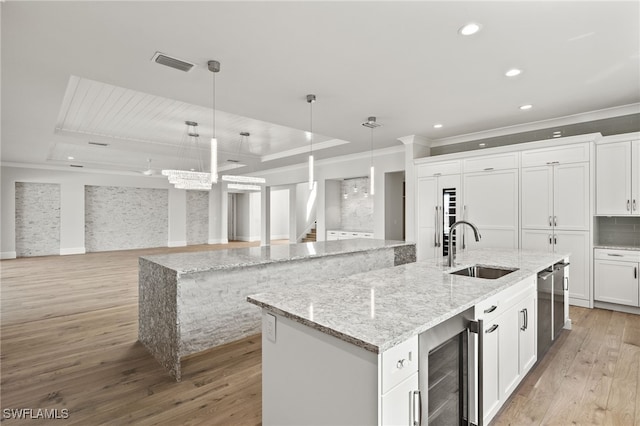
left=596, top=216, right=640, bottom=247
left=341, top=177, right=373, bottom=232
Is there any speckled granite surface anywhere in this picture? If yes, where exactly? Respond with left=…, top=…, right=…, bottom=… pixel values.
left=247, top=248, right=569, bottom=354
left=140, top=239, right=412, bottom=273
left=138, top=239, right=416, bottom=380
left=594, top=245, right=640, bottom=251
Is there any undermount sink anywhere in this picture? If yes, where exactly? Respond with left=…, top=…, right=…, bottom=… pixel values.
left=449, top=265, right=519, bottom=280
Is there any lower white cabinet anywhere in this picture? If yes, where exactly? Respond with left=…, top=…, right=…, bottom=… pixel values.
left=595, top=248, right=640, bottom=307
left=476, top=276, right=537, bottom=424
left=381, top=373, right=418, bottom=426
left=327, top=230, right=374, bottom=241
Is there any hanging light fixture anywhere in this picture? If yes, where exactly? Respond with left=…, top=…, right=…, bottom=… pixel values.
left=306, top=94, right=316, bottom=190
left=208, top=60, right=220, bottom=184
left=221, top=132, right=266, bottom=184
left=362, top=116, right=380, bottom=195
left=162, top=121, right=213, bottom=191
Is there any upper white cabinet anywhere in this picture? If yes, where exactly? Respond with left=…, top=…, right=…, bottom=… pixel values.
left=596, top=139, right=640, bottom=215
left=521, top=143, right=590, bottom=167
left=463, top=167, right=519, bottom=249
left=521, top=161, right=590, bottom=231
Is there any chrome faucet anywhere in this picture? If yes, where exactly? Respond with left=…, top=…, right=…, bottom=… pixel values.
left=448, top=220, right=481, bottom=267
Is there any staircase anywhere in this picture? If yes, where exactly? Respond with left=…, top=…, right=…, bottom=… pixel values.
left=301, top=226, right=317, bottom=243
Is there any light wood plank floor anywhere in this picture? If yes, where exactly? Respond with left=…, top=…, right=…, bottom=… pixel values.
left=1, top=244, right=639, bottom=425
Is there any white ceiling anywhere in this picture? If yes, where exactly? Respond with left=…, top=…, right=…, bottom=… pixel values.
left=2, top=1, right=639, bottom=175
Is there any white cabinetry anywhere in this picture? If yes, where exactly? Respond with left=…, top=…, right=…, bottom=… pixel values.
left=475, top=276, right=537, bottom=424
left=463, top=162, right=519, bottom=249
left=595, top=248, right=640, bottom=307
left=416, top=161, right=461, bottom=261
left=596, top=139, right=640, bottom=215
left=327, top=230, right=374, bottom=241
left=380, top=336, right=419, bottom=425
left=521, top=144, right=590, bottom=305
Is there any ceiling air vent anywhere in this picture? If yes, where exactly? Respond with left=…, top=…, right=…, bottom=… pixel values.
left=151, top=52, right=195, bottom=72
left=88, top=141, right=109, bottom=147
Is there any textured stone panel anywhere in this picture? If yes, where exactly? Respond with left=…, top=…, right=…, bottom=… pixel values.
left=186, top=190, right=209, bottom=245
left=15, top=182, right=61, bottom=257
left=85, top=186, right=168, bottom=252
left=341, top=177, right=374, bottom=231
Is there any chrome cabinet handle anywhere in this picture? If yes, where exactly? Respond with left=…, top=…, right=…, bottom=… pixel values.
left=549, top=235, right=553, bottom=245
left=486, top=324, right=499, bottom=333
left=628, top=200, right=631, bottom=211
left=520, top=308, right=528, bottom=331
left=484, top=305, right=497, bottom=314
left=565, top=276, right=569, bottom=291
left=412, top=390, right=422, bottom=426
left=554, top=216, right=557, bottom=227
left=397, top=359, right=407, bottom=369
left=483, top=167, right=494, bottom=171
left=634, top=200, right=637, bottom=211
left=608, top=253, right=624, bottom=257
left=635, top=267, right=638, bottom=280
left=554, top=236, right=557, bottom=245
left=434, top=206, right=438, bottom=248
left=468, top=319, right=484, bottom=426
left=437, top=206, right=442, bottom=248
left=549, top=216, right=552, bottom=227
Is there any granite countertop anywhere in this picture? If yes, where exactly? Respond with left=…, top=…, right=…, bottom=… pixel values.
left=140, top=239, right=413, bottom=274
left=247, top=248, right=568, bottom=354
left=594, top=244, right=640, bottom=251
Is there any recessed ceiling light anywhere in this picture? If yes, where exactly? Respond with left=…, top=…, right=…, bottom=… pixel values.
left=553, top=130, right=562, bottom=135
left=67, top=156, right=75, bottom=160
left=433, top=124, right=443, bottom=129
left=459, top=23, right=481, bottom=36
left=479, top=143, right=487, bottom=147
left=505, top=69, right=522, bottom=77
left=519, top=104, right=533, bottom=110
left=553, top=134, right=562, bottom=138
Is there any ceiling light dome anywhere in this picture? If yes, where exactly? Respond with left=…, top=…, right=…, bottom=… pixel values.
left=459, top=23, right=481, bottom=36
left=505, top=69, right=522, bottom=77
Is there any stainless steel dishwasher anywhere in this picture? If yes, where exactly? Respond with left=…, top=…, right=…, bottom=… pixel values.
left=537, top=261, right=569, bottom=360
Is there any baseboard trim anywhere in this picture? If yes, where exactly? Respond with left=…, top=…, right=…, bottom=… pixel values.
left=1, top=251, right=17, bottom=259
left=207, top=239, right=224, bottom=244
left=168, top=240, right=187, bottom=248
left=568, top=298, right=590, bottom=308
left=594, top=300, right=640, bottom=315
left=60, top=247, right=86, bottom=255
left=271, top=234, right=290, bottom=240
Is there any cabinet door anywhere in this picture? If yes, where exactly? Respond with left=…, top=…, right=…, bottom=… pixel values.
left=498, top=307, right=520, bottom=400
left=596, top=142, right=631, bottom=215
left=463, top=169, right=518, bottom=248
left=595, top=260, right=639, bottom=307
left=482, top=320, right=501, bottom=424
left=632, top=141, right=640, bottom=216
left=521, top=229, right=553, bottom=253
left=518, top=294, right=537, bottom=375
left=554, top=162, right=590, bottom=230
left=416, top=177, right=437, bottom=261
left=521, top=166, right=553, bottom=229
left=553, top=231, right=590, bottom=302
left=381, top=372, right=418, bottom=426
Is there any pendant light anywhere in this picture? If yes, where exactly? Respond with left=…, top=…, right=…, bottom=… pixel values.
left=208, top=60, right=220, bottom=184
left=221, top=132, right=266, bottom=185
left=161, top=121, right=213, bottom=190
left=362, top=116, right=380, bottom=196
left=306, top=94, right=316, bottom=190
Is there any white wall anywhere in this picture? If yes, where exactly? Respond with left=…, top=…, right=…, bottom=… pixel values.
left=270, top=189, right=289, bottom=240
left=324, top=180, right=342, bottom=231
left=235, top=191, right=261, bottom=242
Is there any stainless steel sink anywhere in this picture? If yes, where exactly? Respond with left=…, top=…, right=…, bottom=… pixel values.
left=449, top=265, right=519, bottom=280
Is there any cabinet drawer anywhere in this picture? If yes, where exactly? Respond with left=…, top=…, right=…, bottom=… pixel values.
left=381, top=336, right=418, bottom=394
left=463, top=152, right=519, bottom=173
left=521, top=143, right=590, bottom=167
left=416, top=160, right=461, bottom=177
left=595, top=248, right=640, bottom=262
left=475, top=276, right=536, bottom=321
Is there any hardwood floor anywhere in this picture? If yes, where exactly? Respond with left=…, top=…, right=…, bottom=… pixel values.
left=1, top=244, right=639, bottom=425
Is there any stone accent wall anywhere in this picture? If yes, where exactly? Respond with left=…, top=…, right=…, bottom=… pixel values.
left=341, top=177, right=374, bottom=231
left=15, top=182, right=61, bottom=257
left=186, top=190, right=209, bottom=245
left=85, top=185, right=168, bottom=252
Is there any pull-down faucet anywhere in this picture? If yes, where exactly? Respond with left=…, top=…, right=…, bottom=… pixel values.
left=448, top=220, right=481, bottom=267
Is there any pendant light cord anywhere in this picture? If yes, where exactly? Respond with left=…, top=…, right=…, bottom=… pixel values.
left=212, top=71, right=216, bottom=139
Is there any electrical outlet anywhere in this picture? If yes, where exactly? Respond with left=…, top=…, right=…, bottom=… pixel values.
left=265, top=313, right=276, bottom=342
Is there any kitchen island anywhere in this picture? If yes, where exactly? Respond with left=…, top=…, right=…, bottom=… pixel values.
left=138, top=239, right=415, bottom=380
left=247, top=248, right=569, bottom=425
